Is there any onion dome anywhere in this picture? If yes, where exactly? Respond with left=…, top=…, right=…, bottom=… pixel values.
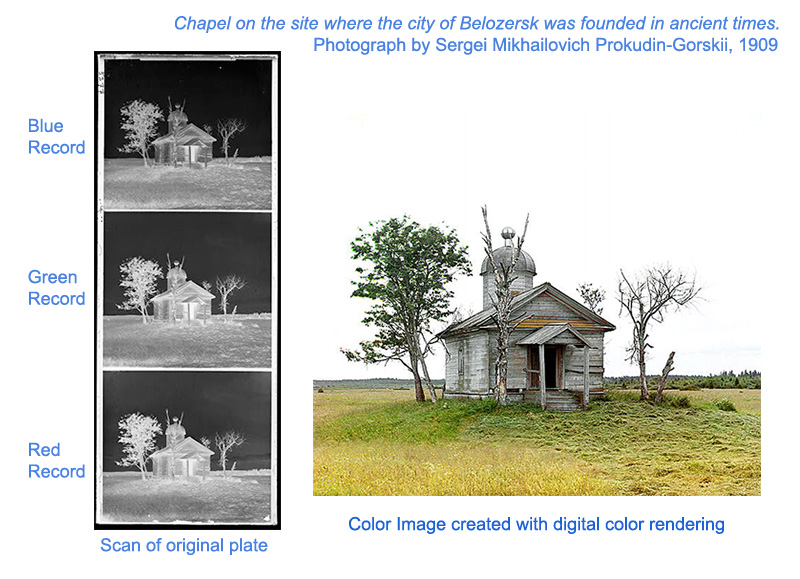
left=167, top=261, right=187, bottom=290
left=479, top=228, right=536, bottom=276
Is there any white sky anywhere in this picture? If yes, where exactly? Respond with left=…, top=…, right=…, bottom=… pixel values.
left=288, top=45, right=772, bottom=380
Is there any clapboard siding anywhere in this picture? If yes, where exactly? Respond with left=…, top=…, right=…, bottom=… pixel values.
left=441, top=279, right=614, bottom=404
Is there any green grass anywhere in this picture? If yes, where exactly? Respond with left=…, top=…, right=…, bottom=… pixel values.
left=314, top=388, right=760, bottom=496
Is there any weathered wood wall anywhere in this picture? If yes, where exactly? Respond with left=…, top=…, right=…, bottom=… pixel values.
left=444, top=289, right=608, bottom=399
left=482, top=272, right=536, bottom=310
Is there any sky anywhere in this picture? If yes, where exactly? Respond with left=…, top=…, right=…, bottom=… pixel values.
left=102, top=371, right=271, bottom=472
left=101, top=55, right=273, bottom=158
left=103, top=212, right=271, bottom=315
left=292, top=57, right=766, bottom=381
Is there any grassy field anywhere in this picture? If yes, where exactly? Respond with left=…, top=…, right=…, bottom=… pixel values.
left=101, top=473, right=271, bottom=523
left=104, top=315, right=271, bottom=368
left=103, top=158, right=272, bottom=210
left=314, top=388, right=760, bottom=496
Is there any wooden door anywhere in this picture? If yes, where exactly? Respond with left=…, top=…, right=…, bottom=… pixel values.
left=527, top=346, right=540, bottom=390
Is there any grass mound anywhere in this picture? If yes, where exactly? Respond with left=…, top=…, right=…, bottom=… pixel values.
left=313, top=389, right=760, bottom=496
left=315, top=398, right=498, bottom=443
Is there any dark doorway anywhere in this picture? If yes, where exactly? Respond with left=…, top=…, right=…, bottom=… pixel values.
left=544, top=346, right=558, bottom=390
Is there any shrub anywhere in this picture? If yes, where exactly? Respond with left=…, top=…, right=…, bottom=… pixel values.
left=716, top=399, right=737, bottom=412
left=660, top=394, right=691, bottom=408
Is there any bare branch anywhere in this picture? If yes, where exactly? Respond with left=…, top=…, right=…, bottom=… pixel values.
left=617, top=264, right=701, bottom=400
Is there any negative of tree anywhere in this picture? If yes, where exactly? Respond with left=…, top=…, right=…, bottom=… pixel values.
left=214, top=431, right=246, bottom=476
left=117, top=413, right=162, bottom=480
left=617, top=265, right=701, bottom=400
left=216, top=275, right=246, bottom=319
left=481, top=206, right=529, bottom=405
left=216, top=118, right=247, bottom=165
left=343, top=216, right=471, bottom=402
left=119, top=100, right=163, bottom=166
left=118, top=257, right=163, bottom=323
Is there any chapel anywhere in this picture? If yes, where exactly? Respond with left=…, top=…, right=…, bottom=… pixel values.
left=439, top=228, right=615, bottom=411
left=152, top=103, right=216, bottom=167
left=150, top=260, right=214, bottom=323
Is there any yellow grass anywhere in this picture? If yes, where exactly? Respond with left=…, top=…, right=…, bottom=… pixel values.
left=314, top=388, right=760, bottom=496
left=315, top=441, right=615, bottom=496
left=662, top=388, right=761, bottom=415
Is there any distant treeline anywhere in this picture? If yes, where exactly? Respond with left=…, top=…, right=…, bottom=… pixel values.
left=313, top=378, right=445, bottom=389
left=606, top=370, right=761, bottom=390
left=316, top=371, right=760, bottom=391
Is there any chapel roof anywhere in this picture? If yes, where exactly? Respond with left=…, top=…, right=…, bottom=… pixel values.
left=150, top=436, right=214, bottom=459
left=479, top=245, right=537, bottom=276
left=152, top=123, right=216, bottom=146
left=150, top=279, right=215, bottom=303
left=439, top=281, right=615, bottom=337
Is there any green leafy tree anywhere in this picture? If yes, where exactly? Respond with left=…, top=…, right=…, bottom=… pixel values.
left=342, top=216, right=471, bottom=402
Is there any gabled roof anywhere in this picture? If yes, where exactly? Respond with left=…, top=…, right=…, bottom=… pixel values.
left=440, top=282, right=615, bottom=337
left=150, top=436, right=214, bottom=459
left=516, top=323, right=593, bottom=347
left=152, top=123, right=216, bottom=146
left=151, top=280, right=215, bottom=303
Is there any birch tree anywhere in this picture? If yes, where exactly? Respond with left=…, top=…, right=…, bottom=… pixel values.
left=119, top=100, right=163, bottom=166
left=214, top=431, right=246, bottom=477
left=116, top=413, right=162, bottom=480
left=216, top=118, right=247, bottom=165
left=343, top=216, right=471, bottom=402
left=481, top=206, right=529, bottom=405
left=118, top=257, right=163, bottom=323
left=617, top=265, right=701, bottom=400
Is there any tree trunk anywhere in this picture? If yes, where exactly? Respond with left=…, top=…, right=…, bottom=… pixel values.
left=408, top=348, right=425, bottom=402
left=654, top=351, right=675, bottom=403
left=638, top=346, right=649, bottom=400
left=412, top=370, right=425, bottom=402
left=417, top=344, right=438, bottom=403
left=494, top=315, right=510, bottom=405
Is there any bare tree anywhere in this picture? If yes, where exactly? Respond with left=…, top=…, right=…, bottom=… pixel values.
left=216, top=118, right=247, bottom=165
left=617, top=265, right=701, bottom=400
left=116, top=413, right=162, bottom=480
left=577, top=283, right=606, bottom=315
left=118, top=257, right=163, bottom=323
left=216, top=275, right=247, bottom=320
left=481, top=206, right=530, bottom=405
left=119, top=100, right=163, bottom=166
left=214, top=431, right=246, bottom=477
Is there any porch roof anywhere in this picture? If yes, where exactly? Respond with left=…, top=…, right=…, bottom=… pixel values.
left=516, top=323, right=592, bottom=347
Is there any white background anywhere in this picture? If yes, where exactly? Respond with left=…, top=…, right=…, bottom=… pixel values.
left=4, top=1, right=795, bottom=577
